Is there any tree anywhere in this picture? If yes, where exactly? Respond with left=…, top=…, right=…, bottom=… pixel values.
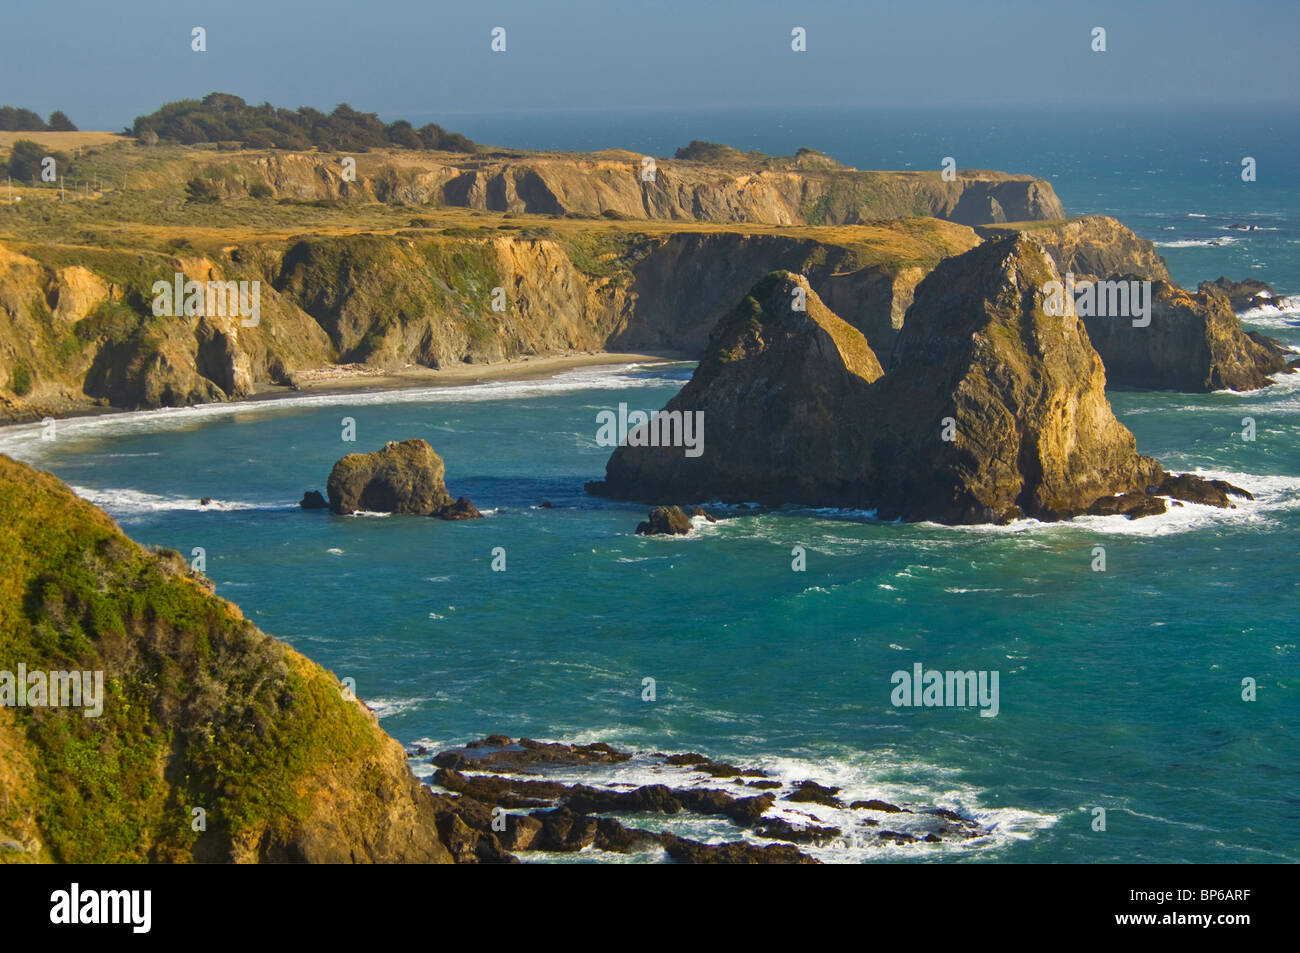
left=6, top=140, right=49, bottom=179
left=48, top=110, right=77, bottom=131
left=0, top=106, right=46, bottom=131
left=386, top=120, right=422, bottom=150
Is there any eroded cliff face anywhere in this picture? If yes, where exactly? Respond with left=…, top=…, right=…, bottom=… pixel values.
left=0, top=243, right=333, bottom=419
left=0, top=454, right=452, bottom=864
left=244, top=150, right=1065, bottom=226
left=591, top=241, right=1165, bottom=524
left=0, top=220, right=976, bottom=420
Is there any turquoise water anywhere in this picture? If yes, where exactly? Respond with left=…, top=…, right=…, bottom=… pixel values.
left=3, top=359, right=1296, bottom=863
left=2, top=107, right=1297, bottom=862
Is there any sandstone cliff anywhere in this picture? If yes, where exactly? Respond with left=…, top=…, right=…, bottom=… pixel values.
left=0, top=219, right=976, bottom=421
left=0, top=454, right=452, bottom=863
left=591, top=242, right=1167, bottom=524
left=238, top=149, right=1064, bottom=226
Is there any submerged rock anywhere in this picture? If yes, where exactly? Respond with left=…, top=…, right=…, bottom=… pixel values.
left=1087, top=492, right=1168, bottom=519
left=1087, top=472, right=1252, bottom=519
left=437, top=496, right=483, bottom=520
left=423, top=736, right=990, bottom=863
left=325, top=439, right=481, bottom=518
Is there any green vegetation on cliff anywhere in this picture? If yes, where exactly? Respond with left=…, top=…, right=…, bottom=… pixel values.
left=0, top=455, right=451, bottom=863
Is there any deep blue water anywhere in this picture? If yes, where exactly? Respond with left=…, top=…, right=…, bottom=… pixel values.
left=2, top=107, right=1297, bottom=862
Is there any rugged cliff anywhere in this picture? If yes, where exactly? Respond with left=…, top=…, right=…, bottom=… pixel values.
left=591, top=241, right=1168, bottom=524
left=979, top=216, right=1294, bottom=391
left=225, top=149, right=1064, bottom=226
left=0, top=454, right=452, bottom=863
left=0, top=218, right=976, bottom=421
left=1083, top=279, right=1294, bottom=392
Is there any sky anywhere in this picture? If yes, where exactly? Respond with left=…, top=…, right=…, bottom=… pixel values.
left=1, top=0, right=1298, bottom=131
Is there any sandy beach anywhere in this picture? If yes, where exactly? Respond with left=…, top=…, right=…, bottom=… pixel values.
left=254, top=351, right=692, bottom=401
left=0, top=351, right=694, bottom=427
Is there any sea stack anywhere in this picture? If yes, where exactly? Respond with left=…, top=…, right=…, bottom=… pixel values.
left=590, top=240, right=1173, bottom=524
left=326, top=439, right=482, bottom=518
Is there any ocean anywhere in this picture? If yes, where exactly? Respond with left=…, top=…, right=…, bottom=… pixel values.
left=2, top=106, right=1296, bottom=863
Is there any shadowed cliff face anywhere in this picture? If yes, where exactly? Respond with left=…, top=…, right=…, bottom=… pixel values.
left=596, top=272, right=885, bottom=505
left=868, top=238, right=1162, bottom=522
left=0, top=455, right=452, bottom=864
left=591, top=240, right=1165, bottom=524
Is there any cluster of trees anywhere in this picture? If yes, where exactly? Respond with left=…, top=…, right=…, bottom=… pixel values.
left=0, top=107, right=78, bottom=131
left=131, top=93, right=476, bottom=153
left=3, top=139, right=71, bottom=180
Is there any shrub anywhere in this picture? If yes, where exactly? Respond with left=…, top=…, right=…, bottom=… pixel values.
left=184, top=177, right=222, bottom=203
left=248, top=182, right=273, bottom=199
left=10, top=364, right=33, bottom=396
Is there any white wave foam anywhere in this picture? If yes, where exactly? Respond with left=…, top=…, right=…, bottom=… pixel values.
left=432, top=742, right=1058, bottom=863
left=1154, top=236, right=1242, bottom=248
left=69, top=485, right=292, bottom=516
left=931, top=469, right=1300, bottom=539
left=364, top=696, right=427, bottom=719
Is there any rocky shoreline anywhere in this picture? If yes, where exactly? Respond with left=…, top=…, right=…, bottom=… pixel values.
left=413, top=736, right=989, bottom=863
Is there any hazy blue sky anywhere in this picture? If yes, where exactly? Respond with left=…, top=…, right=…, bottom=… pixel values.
left=2, top=0, right=1297, bottom=130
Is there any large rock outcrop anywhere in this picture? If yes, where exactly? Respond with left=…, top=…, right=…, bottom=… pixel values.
left=1083, top=279, right=1294, bottom=392
left=1198, top=276, right=1289, bottom=313
left=326, top=439, right=481, bottom=518
left=0, top=454, right=452, bottom=863
left=977, top=218, right=1294, bottom=392
left=591, top=241, right=1167, bottom=524
left=592, top=272, right=885, bottom=508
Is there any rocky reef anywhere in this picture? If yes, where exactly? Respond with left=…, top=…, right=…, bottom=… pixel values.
left=0, top=454, right=452, bottom=863
left=419, top=736, right=990, bottom=863
left=591, top=241, right=1184, bottom=524
left=325, top=439, right=481, bottom=518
